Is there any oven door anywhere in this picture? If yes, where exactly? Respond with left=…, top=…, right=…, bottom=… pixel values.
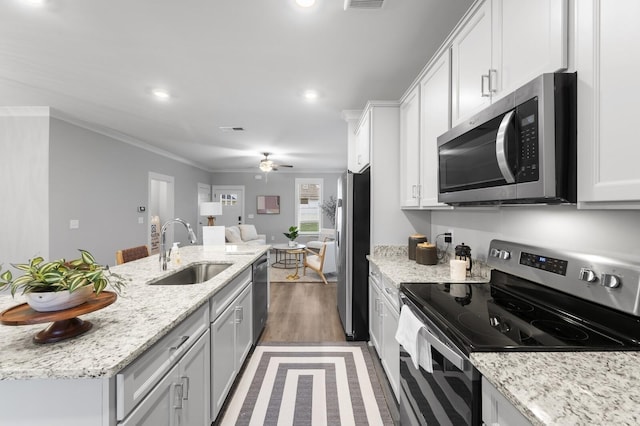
left=438, top=92, right=518, bottom=205
left=399, top=297, right=481, bottom=425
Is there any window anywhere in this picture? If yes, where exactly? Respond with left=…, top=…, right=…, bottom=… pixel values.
left=295, top=178, right=323, bottom=234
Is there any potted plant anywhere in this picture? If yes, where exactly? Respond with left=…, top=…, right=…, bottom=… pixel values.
left=283, top=226, right=299, bottom=247
left=0, top=249, right=127, bottom=312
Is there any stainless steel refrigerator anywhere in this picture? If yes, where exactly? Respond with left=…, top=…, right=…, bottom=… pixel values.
left=335, top=169, right=370, bottom=341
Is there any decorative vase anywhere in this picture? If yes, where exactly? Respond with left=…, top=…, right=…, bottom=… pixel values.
left=26, top=286, right=94, bottom=312
left=288, top=240, right=297, bottom=248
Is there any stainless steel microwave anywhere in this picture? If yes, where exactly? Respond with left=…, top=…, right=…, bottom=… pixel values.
left=437, top=72, right=576, bottom=205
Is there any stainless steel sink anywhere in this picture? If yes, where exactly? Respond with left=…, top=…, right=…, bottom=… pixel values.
left=149, top=262, right=232, bottom=285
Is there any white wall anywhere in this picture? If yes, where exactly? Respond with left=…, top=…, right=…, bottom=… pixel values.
left=0, top=107, right=50, bottom=273
left=431, top=206, right=640, bottom=262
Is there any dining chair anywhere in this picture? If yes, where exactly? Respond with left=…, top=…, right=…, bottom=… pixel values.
left=116, top=245, right=150, bottom=265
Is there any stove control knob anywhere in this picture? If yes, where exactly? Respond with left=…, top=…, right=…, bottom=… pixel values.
left=601, top=273, right=621, bottom=289
left=579, top=268, right=597, bottom=283
left=490, top=248, right=501, bottom=258
left=499, top=250, right=511, bottom=260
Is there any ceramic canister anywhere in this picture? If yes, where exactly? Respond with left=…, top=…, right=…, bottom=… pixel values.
left=416, top=242, right=437, bottom=265
left=408, top=234, right=428, bottom=260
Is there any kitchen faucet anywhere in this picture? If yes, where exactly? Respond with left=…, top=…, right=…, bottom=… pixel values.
left=160, top=218, right=198, bottom=270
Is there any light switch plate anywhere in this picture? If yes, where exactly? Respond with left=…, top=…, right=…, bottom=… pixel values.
left=69, top=219, right=79, bottom=229
left=138, top=217, right=144, bottom=224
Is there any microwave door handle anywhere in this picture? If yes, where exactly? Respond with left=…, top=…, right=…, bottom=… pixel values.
left=496, top=110, right=516, bottom=184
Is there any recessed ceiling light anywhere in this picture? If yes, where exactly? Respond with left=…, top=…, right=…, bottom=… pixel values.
left=22, top=0, right=46, bottom=6
left=152, top=88, right=171, bottom=101
left=303, top=89, right=319, bottom=102
left=296, top=0, right=316, bottom=7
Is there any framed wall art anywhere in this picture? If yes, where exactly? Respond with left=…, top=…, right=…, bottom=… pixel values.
left=257, top=195, right=280, bottom=214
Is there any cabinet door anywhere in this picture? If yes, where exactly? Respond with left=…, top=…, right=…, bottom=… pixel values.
left=400, top=86, right=421, bottom=207
left=482, top=377, right=532, bottom=426
left=121, top=363, right=180, bottom=426
left=577, top=0, right=640, bottom=206
left=420, top=50, right=452, bottom=209
left=380, top=297, right=399, bottom=401
left=180, top=330, right=210, bottom=426
left=355, top=110, right=371, bottom=172
left=211, top=301, right=237, bottom=420
left=368, top=276, right=382, bottom=356
left=235, top=283, right=253, bottom=367
left=492, top=0, right=568, bottom=100
left=451, top=0, right=492, bottom=126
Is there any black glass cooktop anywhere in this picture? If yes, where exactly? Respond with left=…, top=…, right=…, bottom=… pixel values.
left=400, top=270, right=640, bottom=355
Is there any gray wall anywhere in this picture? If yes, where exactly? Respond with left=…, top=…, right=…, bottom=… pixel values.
left=210, top=172, right=341, bottom=245
left=430, top=207, right=640, bottom=262
left=49, top=118, right=211, bottom=265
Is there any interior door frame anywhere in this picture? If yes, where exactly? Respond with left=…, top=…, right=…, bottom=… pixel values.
left=148, top=172, right=175, bottom=254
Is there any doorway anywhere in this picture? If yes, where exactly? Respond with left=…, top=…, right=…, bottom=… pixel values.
left=148, top=172, right=175, bottom=254
left=212, top=186, right=245, bottom=226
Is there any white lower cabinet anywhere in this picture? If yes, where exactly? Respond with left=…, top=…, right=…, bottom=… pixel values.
left=211, top=280, right=253, bottom=421
left=368, top=263, right=400, bottom=401
left=482, top=377, right=532, bottom=426
left=379, top=293, right=399, bottom=400
left=122, top=330, right=210, bottom=426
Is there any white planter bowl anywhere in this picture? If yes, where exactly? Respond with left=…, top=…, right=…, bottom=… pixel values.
left=26, top=286, right=94, bottom=312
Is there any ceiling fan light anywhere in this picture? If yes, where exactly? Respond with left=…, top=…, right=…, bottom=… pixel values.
left=259, top=160, right=273, bottom=172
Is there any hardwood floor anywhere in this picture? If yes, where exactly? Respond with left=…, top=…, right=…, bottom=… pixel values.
left=259, top=281, right=346, bottom=343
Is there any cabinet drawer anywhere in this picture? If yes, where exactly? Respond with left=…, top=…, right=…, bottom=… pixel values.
left=209, top=267, right=251, bottom=321
left=116, top=303, right=209, bottom=421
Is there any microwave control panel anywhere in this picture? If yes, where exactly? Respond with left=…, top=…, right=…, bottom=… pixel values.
left=516, top=97, right=539, bottom=183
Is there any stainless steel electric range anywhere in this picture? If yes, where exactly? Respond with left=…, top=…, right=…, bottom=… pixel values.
left=398, top=239, right=640, bottom=425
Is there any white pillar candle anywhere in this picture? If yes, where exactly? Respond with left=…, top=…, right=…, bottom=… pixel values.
left=450, top=259, right=467, bottom=281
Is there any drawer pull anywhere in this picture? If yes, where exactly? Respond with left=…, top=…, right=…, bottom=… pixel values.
left=170, top=335, right=189, bottom=351
left=181, top=376, right=190, bottom=400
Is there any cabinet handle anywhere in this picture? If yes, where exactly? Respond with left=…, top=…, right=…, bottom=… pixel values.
left=235, top=306, right=243, bottom=324
left=170, top=335, right=189, bottom=351
left=417, top=185, right=421, bottom=199
left=181, top=376, right=190, bottom=400
left=488, top=69, right=497, bottom=94
left=481, top=74, right=490, bottom=97
left=172, top=383, right=184, bottom=409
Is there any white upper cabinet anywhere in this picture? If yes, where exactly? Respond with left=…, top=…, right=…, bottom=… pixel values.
left=451, top=0, right=568, bottom=126
left=451, top=0, right=493, bottom=126
left=576, top=0, right=640, bottom=207
left=349, top=110, right=371, bottom=173
left=400, top=50, right=453, bottom=209
left=400, top=86, right=421, bottom=207
left=419, top=51, right=452, bottom=209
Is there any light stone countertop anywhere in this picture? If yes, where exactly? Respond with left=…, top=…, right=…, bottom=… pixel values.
left=0, top=245, right=268, bottom=380
left=370, top=246, right=640, bottom=426
left=367, top=245, right=491, bottom=287
left=472, top=351, right=640, bottom=425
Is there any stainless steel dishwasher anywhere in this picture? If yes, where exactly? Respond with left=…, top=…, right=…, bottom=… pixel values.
left=252, top=253, right=269, bottom=344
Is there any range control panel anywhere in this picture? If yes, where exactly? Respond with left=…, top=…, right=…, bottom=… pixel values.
left=519, top=252, right=568, bottom=276
left=487, top=239, right=640, bottom=317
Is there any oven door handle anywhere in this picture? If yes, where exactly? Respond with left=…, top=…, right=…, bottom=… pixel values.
left=495, top=109, right=516, bottom=184
left=423, top=327, right=466, bottom=371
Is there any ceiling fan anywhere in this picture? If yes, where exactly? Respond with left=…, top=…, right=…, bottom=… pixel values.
left=259, top=152, right=293, bottom=172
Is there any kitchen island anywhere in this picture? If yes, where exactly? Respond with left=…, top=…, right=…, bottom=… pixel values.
left=0, top=245, right=268, bottom=425
left=370, top=247, right=640, bottom=426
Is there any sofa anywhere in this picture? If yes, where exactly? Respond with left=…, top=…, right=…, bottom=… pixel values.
left=225, top=224, right=266, bottom=245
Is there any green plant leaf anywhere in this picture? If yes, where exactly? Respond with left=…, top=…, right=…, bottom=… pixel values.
left=79, top=249, right=96, bottom=265
left=1, top=270, right=12, bottom=282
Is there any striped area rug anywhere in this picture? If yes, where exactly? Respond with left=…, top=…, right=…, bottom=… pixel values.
left=219, top=343, right=394, bottom=425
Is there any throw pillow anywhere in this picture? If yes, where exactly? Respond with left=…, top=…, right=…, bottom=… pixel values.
left=225, top=226, right=243, bottom=243
left=239, top=224, right=259, bottom=241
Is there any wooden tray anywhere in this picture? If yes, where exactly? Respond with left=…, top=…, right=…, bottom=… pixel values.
left=0, top=291, right=117, bottom=344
